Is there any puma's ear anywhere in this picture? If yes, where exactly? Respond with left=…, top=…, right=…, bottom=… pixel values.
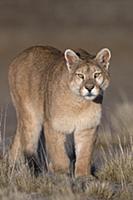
left=96, top=48, right=111, bottom=70
left=64, top=49, right=80, bottom=71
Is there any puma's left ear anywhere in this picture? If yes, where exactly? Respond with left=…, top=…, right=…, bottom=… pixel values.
left=95, top=48, right=111, bottom=70
left=64, top=49, right=80, bottom=71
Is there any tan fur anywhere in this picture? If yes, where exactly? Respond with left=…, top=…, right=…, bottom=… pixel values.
left=8, top=46, right=111, bottom=177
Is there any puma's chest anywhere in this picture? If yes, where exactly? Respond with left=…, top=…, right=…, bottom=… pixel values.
left=51, top=104, right=102, bottom=133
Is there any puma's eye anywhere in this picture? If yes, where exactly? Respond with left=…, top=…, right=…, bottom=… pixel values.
left=76, top=73, right=85, bottom=80
left=94, top=72, right=101, bottom=79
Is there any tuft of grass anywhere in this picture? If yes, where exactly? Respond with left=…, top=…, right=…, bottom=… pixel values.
left=0, top=187, right=31, bottom=200
left=85, top=181, right=114, bottom=200
left=98, top=136, right=133, bottom=186
left=113, top=186, right=133, bottom=200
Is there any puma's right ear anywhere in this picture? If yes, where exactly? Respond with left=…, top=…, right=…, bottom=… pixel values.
left=64, top=49, right=80, bottom=71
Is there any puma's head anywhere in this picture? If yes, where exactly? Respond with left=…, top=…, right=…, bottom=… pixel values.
left=64, top=48, right=111, bottom=101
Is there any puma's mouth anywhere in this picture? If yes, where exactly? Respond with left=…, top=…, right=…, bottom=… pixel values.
left=86, top=92, right=95, bottom=97
left=83, top=89, right=104, bottom=101
left=81, top=87, right=99, bottom=100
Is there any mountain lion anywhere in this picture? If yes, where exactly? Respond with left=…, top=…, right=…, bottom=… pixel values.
left=8, top=46, right=111, bottom=177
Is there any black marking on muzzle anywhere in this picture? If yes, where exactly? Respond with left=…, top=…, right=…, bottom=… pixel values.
left=93, top=94, right=103, bottom=104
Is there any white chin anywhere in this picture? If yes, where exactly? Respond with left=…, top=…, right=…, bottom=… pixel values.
left=84, top=95, right=96, bottom=100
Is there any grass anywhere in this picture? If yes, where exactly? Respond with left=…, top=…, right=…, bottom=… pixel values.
left=0, top=101, right=133, bottom=199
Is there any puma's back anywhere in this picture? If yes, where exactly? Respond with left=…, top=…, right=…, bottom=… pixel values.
left=9, top=46, right=62, bottom=109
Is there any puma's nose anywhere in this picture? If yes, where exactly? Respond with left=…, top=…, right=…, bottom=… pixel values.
left=85, top=84, right=94, bottom=92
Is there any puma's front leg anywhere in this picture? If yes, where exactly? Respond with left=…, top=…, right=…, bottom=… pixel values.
left=44, top=123, right=70, bottom=174
left=74, top=128, right=97, bottom=177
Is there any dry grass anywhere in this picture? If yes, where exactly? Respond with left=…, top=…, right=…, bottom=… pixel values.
left=0, top=101, right=133, bottom=199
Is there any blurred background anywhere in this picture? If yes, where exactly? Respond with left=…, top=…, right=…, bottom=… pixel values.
left=0, top=0, right=133, bottom=142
